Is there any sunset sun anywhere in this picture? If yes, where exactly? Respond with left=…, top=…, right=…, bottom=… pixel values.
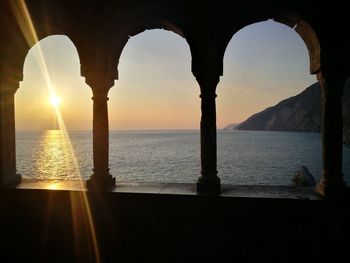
left=49, top=94, right=61, bottom=107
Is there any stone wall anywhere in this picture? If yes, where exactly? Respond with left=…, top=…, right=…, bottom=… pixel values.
left=0, top=188, right=349, bottom=262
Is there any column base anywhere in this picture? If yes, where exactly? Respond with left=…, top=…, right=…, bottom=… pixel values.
left=86, top=173, right=115, bottom=189
left=197, top=174, right=221, bottom=194
left=0, top=173, right=21, bottom=187
left=316, top=178, right=348, bottom=199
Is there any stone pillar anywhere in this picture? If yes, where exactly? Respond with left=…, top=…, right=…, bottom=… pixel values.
left=86, top=77, right=115, bottom=189
left=196, top=74, right=221, bottom=194
left=0, top=82, right=21, bottom=186
left=316, top=71, right=346, bottom=197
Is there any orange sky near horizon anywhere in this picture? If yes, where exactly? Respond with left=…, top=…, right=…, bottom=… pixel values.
left=15, top=20, right=316, bottom=131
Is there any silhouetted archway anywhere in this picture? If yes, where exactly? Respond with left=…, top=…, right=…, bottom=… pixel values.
left=108, top=29, right=200, bottom=183
left=218, top=20, right=321, bottom=185
left=16, top=35, right=92, bottom=180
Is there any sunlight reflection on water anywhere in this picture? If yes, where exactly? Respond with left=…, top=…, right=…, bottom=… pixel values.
left=35, top=130, right=79, bottom=180
left=17, top=130, right=350, bottom=185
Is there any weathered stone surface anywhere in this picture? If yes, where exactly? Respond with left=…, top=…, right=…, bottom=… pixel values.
left=292, top=166, right=316, bottom=186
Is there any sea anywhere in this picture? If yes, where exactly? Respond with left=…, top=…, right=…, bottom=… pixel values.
left=16, top=130, right=350, bottom=186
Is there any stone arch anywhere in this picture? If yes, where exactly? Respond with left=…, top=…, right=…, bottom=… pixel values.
left=15, top=32, right=90, bottom=179
left=23, top=33, right=83, bottom=71
left=2, top=30, right=82, bottom=88
left=11, top=32, right=84, bottom=98
left=273, top=13, right=321, bottom=74
left=26, top=33, right=81, bottom=59
left=100, top=6, right=188, bottom=80
left=2, top=0, right=88, bottom=85
left=17, top=34, right=89, bottom=130
left=221, top=11, right=321, bottom=76
left=106, top=22, right=199, bottom=183
left=217, top=13, right=320, bottom=185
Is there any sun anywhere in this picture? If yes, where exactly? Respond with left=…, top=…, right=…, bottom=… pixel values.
left=49, top=95, right=61, bottom=107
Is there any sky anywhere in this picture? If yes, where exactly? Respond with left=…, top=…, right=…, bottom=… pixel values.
left=15, top=20, right=316, bottom=131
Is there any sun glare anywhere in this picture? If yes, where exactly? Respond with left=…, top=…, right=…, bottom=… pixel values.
left=49, top=95, right=61, bottom=107
left=10, top=1, right=101, bottom=261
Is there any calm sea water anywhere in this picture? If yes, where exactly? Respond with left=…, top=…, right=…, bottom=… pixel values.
left=16, top=130, right=350, bottom=185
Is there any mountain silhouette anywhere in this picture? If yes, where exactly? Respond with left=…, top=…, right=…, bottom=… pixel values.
left=231, top=81, right=350, bottom=144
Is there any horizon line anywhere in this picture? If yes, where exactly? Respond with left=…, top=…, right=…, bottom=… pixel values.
left=16, top=128, right=208, bottom=132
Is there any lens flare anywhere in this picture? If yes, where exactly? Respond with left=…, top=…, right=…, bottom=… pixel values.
left=47, top=181, right=61, bottom=190
left=49, top=95, right=61, bottom=107
left=10, top=1, right=101, bottom=262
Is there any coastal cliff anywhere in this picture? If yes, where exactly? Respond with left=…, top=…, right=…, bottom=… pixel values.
left=232, top=81, right=350, bottom=144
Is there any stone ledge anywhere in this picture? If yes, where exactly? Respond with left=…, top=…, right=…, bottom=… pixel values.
left=9, top=178, right=322, bottom=200
left=1, top=178, right=348, bottom=262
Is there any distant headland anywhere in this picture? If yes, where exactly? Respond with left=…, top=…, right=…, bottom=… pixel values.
left=225, top=81, right=350, bottom=144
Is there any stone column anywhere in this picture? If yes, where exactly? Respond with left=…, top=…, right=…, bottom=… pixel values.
left=316, top=71, right=346, bottom=197
left=86, top=77, right=115, bottom=189
left=0, top=82, right=21, bottom=186
left=196, top=75, right=221, bottom=194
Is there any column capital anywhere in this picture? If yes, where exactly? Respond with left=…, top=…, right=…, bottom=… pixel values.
left=0, top=61, right=24, bottom=84
left=317, top=69, right=347, bottom=98
left=196, top=73, right=220, bottom=98
left=195, top=72, right=220, bottom=86
left=80, top=59, right=118, bottom=91
left=0, top=81, right=20, bottom=95
left=91, top=89, right=109, bottom=101
left=85, top=75, right=115, bottom=90
left=317, top=68, right=348, bottom=82
left=84, top=73, right=115, bottom=100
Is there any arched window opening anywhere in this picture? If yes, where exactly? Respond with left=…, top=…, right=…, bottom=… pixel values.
left=16, top=35, right=92, bottom=180
left=217, top=20, right=350, bottom=185
left=109, top=29, right=200, bottom=184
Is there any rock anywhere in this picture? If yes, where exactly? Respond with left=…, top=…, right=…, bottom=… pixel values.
left=292, top=166, right=316, bottom=186
left=224, top=123, right=238, bottom=130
